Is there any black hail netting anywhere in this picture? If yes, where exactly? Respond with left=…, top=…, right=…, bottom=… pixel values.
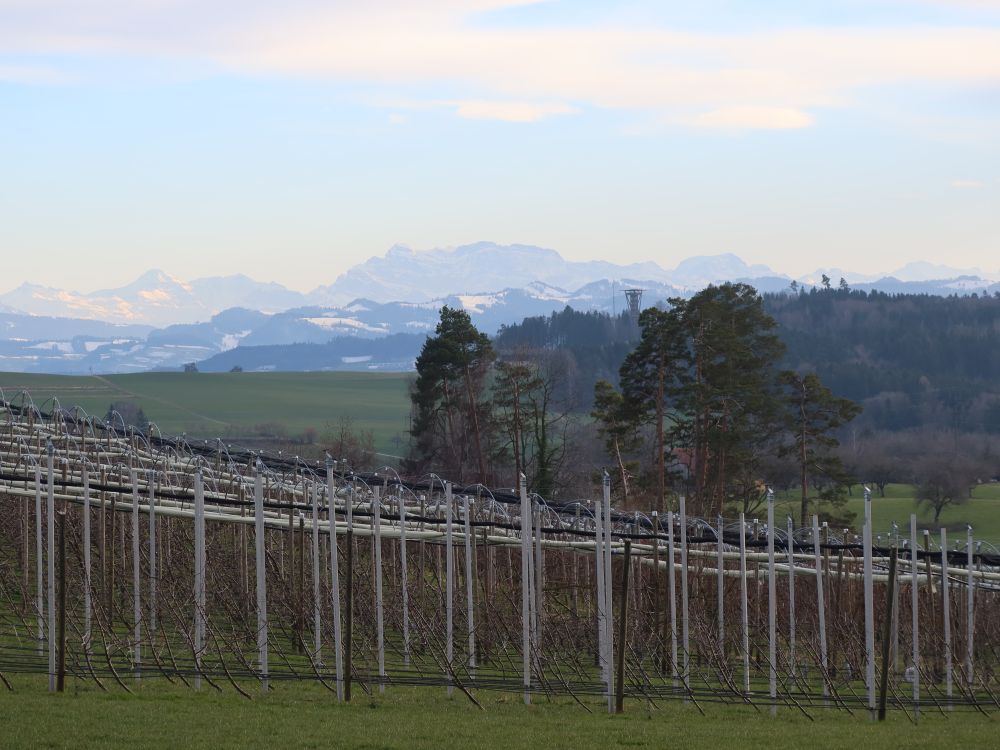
left=2, top=393, right=1000, bottom=718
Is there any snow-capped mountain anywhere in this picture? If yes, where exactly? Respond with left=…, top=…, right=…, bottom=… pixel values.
left=887, top=261, right=999, bottom=283
left=307, top=241, right=676, bottom=306
left=3, top=242, right=1000, bottom=374
left=5, top=244, right=997, bottom=331
left=0, top=270, right=310, bottom=327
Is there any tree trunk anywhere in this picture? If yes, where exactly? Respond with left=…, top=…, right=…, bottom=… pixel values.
left=463, top=365, right=488, bottom=484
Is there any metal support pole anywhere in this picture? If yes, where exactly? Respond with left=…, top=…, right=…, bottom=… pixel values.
left=716, top=515, right=725, bottom=655
left=326, top=463, right=344, bottom=702
left=863, top=488, right=875, bottom=719
left=398, top=492, right=410, bottom=667
left=594, top=496, right=607, bottom=697
left=311, top=482, right=322, bottom=668
left=193, top=470, right=206, bottom=690
left=35, top=465, right=43, bottom=657
left=679, top=495, right=690, bottom=700
left=83, top=465, right=92, bottom=654
left=739, top=512, right=750, bottom=695
left=602, top=474, right=615, bottom=712
left=47, top=444, right=56, bottom=692
left=909, top=514, right=919, bottom=715
left=130, top=467, right=141, bottom=685
left=966, top=525, right=974, bottom=689
left=878, top=547, right=899, bottom=721
left=614, top=540, right=632, bottom=714
left=941, top=528, right=952, bottom=706
left=786, top=515, right=796, bottom=677
left=444, top=482, right=454, bottom=698
left=812, top=515, right=828, bottom=700
left=519, top=474, right=531, bottom=705
left=373, top=486, right=385, bottom=694
left=766, top=489, right=776, bottom=714
left=463, top=493, right=476, bottom=675
left=254, top=464, right=268, bottom=692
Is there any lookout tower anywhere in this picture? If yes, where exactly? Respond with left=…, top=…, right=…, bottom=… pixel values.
left=623, top=288, right=644, bottom=322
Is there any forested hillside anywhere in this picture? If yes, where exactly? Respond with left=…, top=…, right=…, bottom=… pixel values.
left=496, top=289, right=1000, bottom=432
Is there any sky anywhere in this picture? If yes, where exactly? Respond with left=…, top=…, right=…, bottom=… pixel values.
left=1, top=0, right=999, bottom=293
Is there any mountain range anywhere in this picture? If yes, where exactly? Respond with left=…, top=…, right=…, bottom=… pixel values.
left=1, top=242, right=999, bottom=374
left=4, top=242, right=998, bottom=328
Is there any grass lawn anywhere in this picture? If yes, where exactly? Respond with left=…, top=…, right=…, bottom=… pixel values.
left=0, top=677, right=996, bottom=749
left=771, top=483, right=1000, bottom=544
left=0, top=371, right=413, bottom=453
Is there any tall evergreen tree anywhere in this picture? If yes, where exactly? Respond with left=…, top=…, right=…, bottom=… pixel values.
left=619, top=306, right=686, bottom=511
left=409, top=306, right=495, bottom=483
left=777, top=370, right=861, bottom=525
left=675, top=283, right=785, bottom=516
left=591, top=379, right=641, bottom=502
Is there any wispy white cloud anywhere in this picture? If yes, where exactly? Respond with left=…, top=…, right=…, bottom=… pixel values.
left=686, top=106, right=813, bottom=130
left=0, top=63, right=70, bottom=84
left=951, top=179, right=986, bottom=187
left=451, top=99, right=576, bottom=122
left=2, top=2, right=1000, bottom=128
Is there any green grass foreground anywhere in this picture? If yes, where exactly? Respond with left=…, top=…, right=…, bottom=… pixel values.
left=0, top=371, right=413, bottom=451
left=0, top=678, right=995, bottom=749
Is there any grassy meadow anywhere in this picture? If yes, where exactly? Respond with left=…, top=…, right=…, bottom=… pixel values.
left=3, top=370, right=999, bottom=542
left=0, top=371, right=413, bottom=454
left=0, top=677, right=995, bottom=749
left=770, top=482, right=1000, bottom=544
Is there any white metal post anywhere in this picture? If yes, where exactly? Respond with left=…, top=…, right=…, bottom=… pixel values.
left=254, top=464, right=268, bottom=692
left=909, top=514, right=919, bottom=714
left=716, top=515, right=725, bottom=654
left=941, top=527, right=952, bottom=707
left=593, top=497, right=607, bottom=698
left=83, top=465, right=92, bottom=654
left=311, top=482, right=322, bottom=668
left=738, top=512, right=750, bottom=695
left=148, top=471, right=157, bottom=634
left=667, top=509, right=679, bottom=689
left=680, top=496, right=692, bottom=701
left=444, top=482, right=454, bottom=698
left=46, top=443, right=55, bottom=692
left=766, top=489, right=776, bottom=714
left=399, top=492, right=410, bottom=667
left=131, top=467, right=141, bottom=685
left=863, top=488, right=875, bottom=718
left=810, top=515, right=828, bottom=700
left=35, top=464, right=43, bottom=657
left=373, top=486, right=385, bottom=694
left=463, top=493, right=476, bottom=675
left=193, top=469, right=206, bottom=690
left=519, top=474, right=531, bottom=705
left=602, top=474, right=614, bottom=712
left=786, top=515, right=796, bottom=678
left=326, top=464, right=344, bottom=702
left=966, top=525, right=974, bottom=689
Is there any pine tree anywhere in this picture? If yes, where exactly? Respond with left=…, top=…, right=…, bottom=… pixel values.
left=777, top=370, right=861, bottom=525
left=674, top=283, right=785, bottom=516
left=409, top=306, right=495, bottom=483
left=619, top=306, right=685, bottom=511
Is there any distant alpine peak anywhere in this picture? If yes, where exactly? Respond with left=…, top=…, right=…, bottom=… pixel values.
left=2, top=244, right=998, bottom=329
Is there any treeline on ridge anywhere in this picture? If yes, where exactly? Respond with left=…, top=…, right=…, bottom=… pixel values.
left=404, top=285, right=1000, bottom=527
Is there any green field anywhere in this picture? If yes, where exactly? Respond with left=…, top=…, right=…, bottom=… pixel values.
left=0, top=371, right=412, bottom=453
left=770, top=483, right=1000, bottom=544
left=3, top=370, right=999, bottom=541
left=0, top=678, right=994, bottom=749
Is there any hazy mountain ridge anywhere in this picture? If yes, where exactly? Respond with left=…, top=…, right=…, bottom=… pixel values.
left=2, top=242, right=999, bottom=374
left=3, top=242, right=998, bottom=327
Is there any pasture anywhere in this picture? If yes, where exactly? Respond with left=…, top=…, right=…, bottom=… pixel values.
left=0, top=371, right=412, bottom=453
left=0, top=678, right=994, bottom=750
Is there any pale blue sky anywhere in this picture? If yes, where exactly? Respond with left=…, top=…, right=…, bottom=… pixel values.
left=1, top=0, right=999, bottom=292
